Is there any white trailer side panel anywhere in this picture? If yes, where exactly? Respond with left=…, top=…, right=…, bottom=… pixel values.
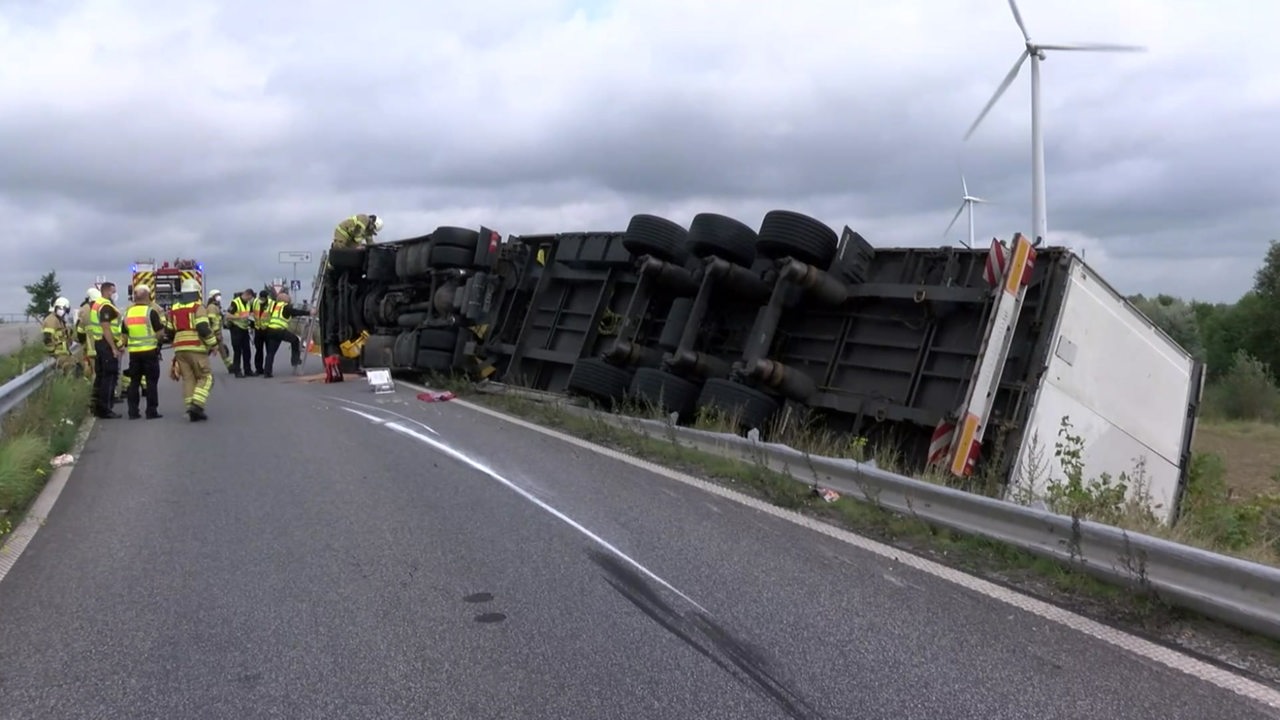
left=1008, top=258, right=1198, bottom=525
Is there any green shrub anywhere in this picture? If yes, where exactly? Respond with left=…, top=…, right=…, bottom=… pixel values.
left=1201, top=350, right=1280, bottom=422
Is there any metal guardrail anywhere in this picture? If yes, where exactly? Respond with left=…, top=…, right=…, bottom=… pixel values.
left=508, top=394, right=1280, bottom=641
left=0, top=359, right=55, bottom=428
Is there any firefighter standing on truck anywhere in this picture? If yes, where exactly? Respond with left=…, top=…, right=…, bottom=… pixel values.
left=227, top=288, right=255, bottom=378
left=205, top=289, right=238, bottom=377
left=168, top=278, right=218, bottom=421
left=41, top=297, right=76, bottom=376
left=122, top=285, right=166, bottom=420
left=331, top=213, right=382, bottom=250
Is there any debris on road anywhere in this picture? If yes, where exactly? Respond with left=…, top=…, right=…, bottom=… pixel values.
left=50, top=454, right=75, bottom=468
left=417, top=390, right=456, bottom=403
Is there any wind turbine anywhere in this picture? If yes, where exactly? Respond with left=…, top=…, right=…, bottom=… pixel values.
left=964, top=0, right=1145, bottom=246
left=943, top=175, right=989, bottom=249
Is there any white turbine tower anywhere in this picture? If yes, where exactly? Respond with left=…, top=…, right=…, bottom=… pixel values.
left=964, top=0, right=1145, bottom=246
left=943, top=175, right=988, bottom=249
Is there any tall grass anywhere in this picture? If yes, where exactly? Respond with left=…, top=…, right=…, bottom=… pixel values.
left=0, top=374, right=90, bottom=538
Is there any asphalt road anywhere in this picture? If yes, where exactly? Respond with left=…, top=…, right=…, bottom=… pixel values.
left=0, top=370, right=1276, bottom=719
left=0, top=322, right=38, bottom=356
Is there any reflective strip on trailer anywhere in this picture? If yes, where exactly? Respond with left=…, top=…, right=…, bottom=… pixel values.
left=947, top=233, right=1038, bottom=477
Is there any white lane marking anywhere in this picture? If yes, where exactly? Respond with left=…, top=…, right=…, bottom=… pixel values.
left=0, top=417, right=97, bottom=586
left=338, top=406, right=708, bottom=614
left=326, top=395, right=440, bottom=435
left=408, top=384, right=1280, bottom=712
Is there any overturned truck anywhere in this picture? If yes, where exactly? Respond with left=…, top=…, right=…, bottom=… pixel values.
left=319, top=211, right=1204, bottom=524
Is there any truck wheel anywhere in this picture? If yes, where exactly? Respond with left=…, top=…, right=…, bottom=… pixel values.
left=417, top=327, right=459, bottom=352
left=429, top=245, right=474, bottom=270
left=366, top=246, right=398, bottom=282
left=392, top=331, right=418, bottom=368
left=622, top=214, right=690, bottom=265
left=406, top=243, right=434, bottom=279
left=696, top=378, right=780, bottom=432
left=566, top=358, right=633, bottom=406
left=362, top=334, right=396, bottom=368
left=686, top=213, right=757, bottom=268
left=328, top=248, right=366, bottom=271
left=756, top=209, right=839, bottom=270
left=432, top=226, right=480, bottom=250
left=628, top=367, right=700, bottom=420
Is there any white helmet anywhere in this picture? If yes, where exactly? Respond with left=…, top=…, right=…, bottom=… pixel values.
left=53, top=297, right=71, bottom=310
left=180, top=278, right=200, bottom=294
left=87, top=288, right=102, bottom=301
left=208, top=289, right=222, bottom=301
left=371, top=215, right=384, bottom=233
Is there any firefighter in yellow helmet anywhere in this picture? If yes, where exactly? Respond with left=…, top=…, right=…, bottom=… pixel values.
left=41, top=297, right=77, bottom=375
left=168, top=278, right=218, bottom=421
left=332, top=213, right=383, bottom=250
left=75, top=287, right=101, bottom=381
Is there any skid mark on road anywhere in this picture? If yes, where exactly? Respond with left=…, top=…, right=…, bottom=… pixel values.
left=337, top=405, right=708, bottom=615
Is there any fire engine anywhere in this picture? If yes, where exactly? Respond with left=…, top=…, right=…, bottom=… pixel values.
left=128, top=258, right=205, bottom=310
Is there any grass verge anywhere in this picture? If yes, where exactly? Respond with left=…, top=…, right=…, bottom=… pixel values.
left=0, top=370, right=90, bottom=541
left=443, top=383, right=1280, bottom=684
left=0, top=340, right=46, bottom=386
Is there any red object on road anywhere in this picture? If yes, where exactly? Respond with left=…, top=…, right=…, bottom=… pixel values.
left=416, top=390, right=455, bottom=403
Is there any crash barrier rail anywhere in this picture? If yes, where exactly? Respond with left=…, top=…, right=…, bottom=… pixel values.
left=0, top=314, right=33, bottom=324
left=472, top=382, right=1280, bottom=642
left=0, top=359, right=55, bottom=434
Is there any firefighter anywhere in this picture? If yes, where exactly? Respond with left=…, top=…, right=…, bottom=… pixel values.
left=251, top=288, right=271, bottom=376
left=227, top=288, right=255, bottom=377
left=88, top=281, right=124, bottom=419
left=116, top=284, right=166, bottom=402
left=169, top=278, right=218, bottom=421
left=75, top=288, right=100, bottom=381
left=205, top=289, right=238, bottom=377
left=121, top=285, right=166, bottom=420
left=260, top=290, right=302, bottom=378
left=332, top=213, right=383, bottom=250
left=41, top=297, right=77, bottom=375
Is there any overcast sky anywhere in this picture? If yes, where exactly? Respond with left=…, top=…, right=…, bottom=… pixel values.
left=2, top=0, right=1276, bottom=316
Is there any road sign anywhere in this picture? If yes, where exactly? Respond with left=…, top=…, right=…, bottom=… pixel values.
left=290, top=280, right=302, bottom=291
left=278, top=251, right=312, bottom=264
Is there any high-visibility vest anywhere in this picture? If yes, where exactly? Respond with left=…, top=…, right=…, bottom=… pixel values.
left=170, top=300, right=211, bottom=352
left=229, top=297, right=253, bottom=328
left=124, top=304, right=158, bottom=352
left=252, top=298, right=268, bottom=323
left=86, top=298, right=118, bottom=341
left=262, top=300, right=289, bottom=330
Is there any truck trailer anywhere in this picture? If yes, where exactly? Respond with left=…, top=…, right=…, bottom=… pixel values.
left=317, top=211, right=1203, bottom=523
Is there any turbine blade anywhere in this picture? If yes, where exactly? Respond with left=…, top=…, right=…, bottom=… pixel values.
left=1038, top=42, right=1147, bottom=52
left=969, top=196, right=990, bottom=204
left=1007, top=0, right=1030, bottom=42
left=944, top=203, right=966, bottom=236
left=962, top=174, right=969, bottom=196
left=964, top=49, right=1029, bottom=141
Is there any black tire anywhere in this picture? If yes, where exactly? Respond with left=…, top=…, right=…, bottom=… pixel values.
left=697, top=378, right=780, bottom=431
left=328, top=248, right=365, bottom=271
left=366, top=246, right=398, bottom=282
left=417, top=327, right=459, bottom=352
left=395, top=244, right=411, bottom=280
left=406, top=243, right=434, bottom=278
left=362, top=290, right=383, bottom=328
left=623, top=214, right=690, bottom=265
left=686, top=213, right=757, bottom=267
left=397, top=312, right=428, bottom=329
left=629, top=368, right=700, bottom=419
left=429, top=244, right=474, bottom=270
left=432, top=226, right=480, bottom=250
left=566, top=358, right=633, bottom=405
left=392, top=331, right=418, bottom=368
left=756, top=210, right=839, bottom=269
left=362, top=334, right=396, bottom=368
left=415, top=349, right=454, bottom=372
